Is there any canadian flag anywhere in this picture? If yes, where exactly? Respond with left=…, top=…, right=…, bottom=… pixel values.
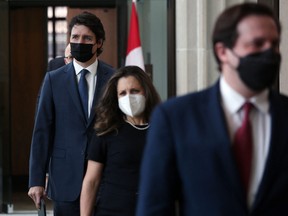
left=125, top=0, right=145, bottom=71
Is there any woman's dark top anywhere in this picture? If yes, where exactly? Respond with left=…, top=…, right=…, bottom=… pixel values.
left=87, top=121, right=148, bottom=216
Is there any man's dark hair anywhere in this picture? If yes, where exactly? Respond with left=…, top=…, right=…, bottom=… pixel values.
left=212, top=3, right=281, bottom=70
left=69, top=11, right=105, bottom=56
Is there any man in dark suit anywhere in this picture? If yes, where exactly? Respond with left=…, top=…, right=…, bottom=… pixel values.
left=28, top=12, right=114, bottom=216
left=35, top=44, right=72, bottom=112
left=137, top=3, right=288, bottom=216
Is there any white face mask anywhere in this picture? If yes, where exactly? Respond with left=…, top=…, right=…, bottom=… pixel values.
left=118, top=94, right=146, bottom=117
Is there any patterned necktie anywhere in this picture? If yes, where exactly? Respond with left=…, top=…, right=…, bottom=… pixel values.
left=78, top=69, right=89, bottom=119
left=233, top=102, right=253, bottom=194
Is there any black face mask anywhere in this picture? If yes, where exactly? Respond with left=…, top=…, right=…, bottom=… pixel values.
left=70, top=43, right=95, bottom=62
left=235, top=48, right=281, bottom=91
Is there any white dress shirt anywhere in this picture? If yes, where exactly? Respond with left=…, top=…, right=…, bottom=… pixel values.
left=73, top=59, right=98, bottom=117
left=219, top=76, right=271, bottom=207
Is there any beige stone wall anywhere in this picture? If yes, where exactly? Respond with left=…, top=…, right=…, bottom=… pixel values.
left=176, top=0, right=264, bottom=95
left=279, top=1, right=288, bottom=96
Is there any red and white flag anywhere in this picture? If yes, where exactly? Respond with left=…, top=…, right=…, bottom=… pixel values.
left=125, top=0, right=145, bottom=71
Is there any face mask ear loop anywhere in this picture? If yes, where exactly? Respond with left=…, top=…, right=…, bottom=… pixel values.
left=225, top=48, right=241, bottom=72
left=89, top=42, right=99, bottom=57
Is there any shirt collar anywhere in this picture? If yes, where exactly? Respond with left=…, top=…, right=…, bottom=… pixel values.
left=220, top=76, right=269, bottom=114
left=73, top=59, right=98, bottom=76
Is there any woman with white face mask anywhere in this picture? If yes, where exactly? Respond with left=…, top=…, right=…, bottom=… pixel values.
left=80, top=66, right=161, bottom=216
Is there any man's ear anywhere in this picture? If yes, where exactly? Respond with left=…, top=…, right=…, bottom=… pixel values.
left=214, top=42, right=229, bottom=63
left=96, top=39, right=103, bottom=48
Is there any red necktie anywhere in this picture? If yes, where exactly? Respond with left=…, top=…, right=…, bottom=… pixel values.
left=233, top=102, right=253, bottom=193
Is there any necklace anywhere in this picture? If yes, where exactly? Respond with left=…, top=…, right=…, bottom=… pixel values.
left=125, top=120, right=149, bottom=130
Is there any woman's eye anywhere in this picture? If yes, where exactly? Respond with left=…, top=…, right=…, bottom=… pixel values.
left=131, top=90, right=140, bottom=94
left=119, top=92, right=126, bottom=96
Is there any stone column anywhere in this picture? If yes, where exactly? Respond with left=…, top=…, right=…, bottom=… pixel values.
left=175, top=0, right=257, bottom=95
left=279, top=1, right=288, bottom=95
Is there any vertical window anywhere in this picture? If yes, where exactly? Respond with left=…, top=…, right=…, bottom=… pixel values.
left=134, top=0, right=169, bottom=99
left=47, top=6, right=68, bottom=62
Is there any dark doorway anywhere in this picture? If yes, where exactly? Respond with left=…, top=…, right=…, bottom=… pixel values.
left=0, top=0, right=126, bottom=212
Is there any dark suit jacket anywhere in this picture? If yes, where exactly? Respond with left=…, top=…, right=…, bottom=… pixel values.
left=34, top=57, right=66, bottom=113
left=47, top=57, right=66, bottom=71
left=29, top=60, right=114, bottom=202
left=137, top=81, right=288, bottom=216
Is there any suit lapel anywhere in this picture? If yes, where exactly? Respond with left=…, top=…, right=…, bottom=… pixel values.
left=251, top=91, right=288, bottom=210
left=207, top=82, right=246, bottom=206
left=88, top=61, right=110, bottom=126
left=65, top=63, right=87, bottom=123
